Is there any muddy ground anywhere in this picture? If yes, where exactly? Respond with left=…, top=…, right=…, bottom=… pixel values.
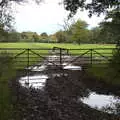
left=10, top=67, right=120, bottom=120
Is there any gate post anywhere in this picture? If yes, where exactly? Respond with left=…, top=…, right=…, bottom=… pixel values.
left=60, top=48, right=62, bottom=67
left=27, top=48, right=30, bottom=85
left=90, top=49, right=93, bottom=65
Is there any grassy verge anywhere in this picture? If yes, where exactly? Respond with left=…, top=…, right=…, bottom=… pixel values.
left=87, top=64, right=120, bottom=85
left=0, top=53, right=18, bottom=120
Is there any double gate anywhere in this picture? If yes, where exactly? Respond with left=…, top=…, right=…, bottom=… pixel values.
left=0, top=47, right=115, bottom=69
left=0, top=47, right=116, bottom=89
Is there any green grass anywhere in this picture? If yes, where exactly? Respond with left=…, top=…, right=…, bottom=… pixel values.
left=0, top=43, right=117, bottom=78
left=0, top=43, right=116, bottom=76
left=87, top=64, right=120, bottom=85
left=0, top=43, right=115, bottom=69
left=0, top=55, right=17, bottom=120
left=0, top=42, right=115, bottom=57
left=0, top=43, right=115, bottom=49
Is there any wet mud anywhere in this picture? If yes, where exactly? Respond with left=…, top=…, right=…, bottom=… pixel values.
left=10, top=66, right=120, bottom=120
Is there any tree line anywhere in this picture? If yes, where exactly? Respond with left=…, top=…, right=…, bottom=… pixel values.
left=0, top=0, right=119, bottom=44
left=0, top=14, right=119, bottom=44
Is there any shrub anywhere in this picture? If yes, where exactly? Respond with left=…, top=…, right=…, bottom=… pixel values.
left=0, top=52, right=16, bottom=119
left=110, top=48, right=120, bottom=71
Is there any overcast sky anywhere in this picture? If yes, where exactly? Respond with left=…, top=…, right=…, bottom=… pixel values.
left=13, top=0, right=105, bottom=35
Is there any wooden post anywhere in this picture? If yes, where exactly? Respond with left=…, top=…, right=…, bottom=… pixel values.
left=90, top=49, right=93, bottom=65
left=27, top=49, right=29, bottom=85
left=60, top=48, right=62, bottom=67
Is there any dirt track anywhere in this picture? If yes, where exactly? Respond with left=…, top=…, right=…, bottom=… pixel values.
left=10, top=67, right=120, bottom=120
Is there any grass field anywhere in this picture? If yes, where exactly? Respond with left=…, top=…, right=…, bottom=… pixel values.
left=0, top=43, right=115, bottom=68
left=0, top=43, right=115, bottom=49
left=0, top=43, right=116, bottom=58
left=0, top=42, right=116, bottom=70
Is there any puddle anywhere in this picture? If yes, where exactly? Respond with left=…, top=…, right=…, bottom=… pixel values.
left=32, top=65, right=47, bottom=71
left=51, top=73, right=68, bottom=77
left=19, top=74, right=48, bottom=89
left=19, top=54, right=82, bottom=89
left=26, top=64, right=47, bottom=71
left=63, top=64, right=82, bottom=70
left=80, top=92, right=120, bottom=114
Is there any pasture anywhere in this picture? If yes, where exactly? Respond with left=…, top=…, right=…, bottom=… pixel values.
left=0, top=43, right=115, bottom=57
left=0, top=43, right=115, bottom=49
left=0, top=43, right=116, bottom=70
left=0, top=43, right=115, bottom=69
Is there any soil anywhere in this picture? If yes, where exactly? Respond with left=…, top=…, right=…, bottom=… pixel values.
left=10, top=67, right=120, bottom=120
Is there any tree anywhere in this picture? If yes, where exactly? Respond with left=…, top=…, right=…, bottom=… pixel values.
left=89, top=27, right=101, bottom=43
left=40, top=32, right=48, bottom=38
left=40, top=32, right=50, bottom=42
left=0, top=24, right=9, bottom=42
left=69, top=20, right=90, bottom=44
left=20, top=31, right=40, bottom=42
left=0, top=0, right=119, bottom=30
left=64, top=0, right=120, bottom=17
left=8, top=31, right=21, bottom=42
left=0, top=0, right=42, bottom=31
left=32, top=33, right=39, bottom=42
left=55, top=30, right=67, bottom=43
left=49, top=34, right=57, bottom=42
left=99, top=9, right=120, bottom=44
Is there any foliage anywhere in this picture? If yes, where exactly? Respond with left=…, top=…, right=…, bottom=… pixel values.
left=0, top=25, right=22, bottom=42
left=32, top=33, right=40, bottom=42
left=99, top=10, right=120, bottom=44
left=55, top=30, right=67, bottom=43
left=54, top=20, right=93, bottom=44
left=0, top=0, right=119, bottom=36
left=64, top=0, right=120, bottom=17
left=40, top=32, right=50, bottom=42
left=8, top=31, right=21, bottom=42
left=0, top=24, right=9, bottom=42
left=99, top=10, right=120, bottom=84
left=69, top=20, right=90, bottom=44
left=20, top=31, right=40, bottom=42
left=40, top=32, right=48, bottom=38
left=0, top=52, right=16, bottom=119
left=0, top=0, right=42, bottom=31
left=110, top=48, right=120, bottom=73
left=89, top=27, right=101, bottom=43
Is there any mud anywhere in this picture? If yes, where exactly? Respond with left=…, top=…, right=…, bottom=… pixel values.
left=10, top=66, right=120, bottom=120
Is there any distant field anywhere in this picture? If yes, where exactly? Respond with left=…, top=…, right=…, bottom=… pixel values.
left=0, top=43, right=115, bottom=49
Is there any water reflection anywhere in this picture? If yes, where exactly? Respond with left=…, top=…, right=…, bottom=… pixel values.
left=80, top=92, right=120, bottom=114
left=63, top=64, right=82, bottom=70
left=19, top=74, right=48, bottom=89
left=32, top=65, right=47, bottom=71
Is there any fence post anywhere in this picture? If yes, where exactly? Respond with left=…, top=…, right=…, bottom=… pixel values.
left=90, top=49, right=93, bottom=65
left=27, top=49, right=29, bottom=85
left=60, top=48, right=62, bottom=67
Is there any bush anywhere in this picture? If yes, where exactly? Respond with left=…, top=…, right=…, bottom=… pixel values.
left=110, top=48, right=120, bottom=71
left=0, top=52, right=16, bottom=119
left=108, top=47, right=120, bottom=84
